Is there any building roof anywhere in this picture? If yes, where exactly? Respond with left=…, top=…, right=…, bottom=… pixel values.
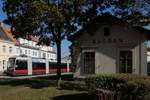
left=0, top=23, right=13, bottom=42
left=0, top=22, right=40, bottom=44
left=69, top=14, right=150, bottom=41
left=2, top=28, right=19, bottom=44
left=28, top=35, right=39, bottom=42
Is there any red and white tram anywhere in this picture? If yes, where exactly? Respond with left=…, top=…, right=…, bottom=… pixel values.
left=6, top=55, right=71, bottom=76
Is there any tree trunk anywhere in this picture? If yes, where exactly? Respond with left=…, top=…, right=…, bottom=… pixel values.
left=56, top=41, right=61, bottom=88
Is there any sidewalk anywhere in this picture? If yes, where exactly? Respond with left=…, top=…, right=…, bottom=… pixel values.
left=0, top=72, right=73, bottom=80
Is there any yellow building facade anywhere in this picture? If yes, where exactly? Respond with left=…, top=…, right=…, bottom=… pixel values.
left=0, top=40, right=15, bottom=73
left=0, top=24, right=15, bottom=74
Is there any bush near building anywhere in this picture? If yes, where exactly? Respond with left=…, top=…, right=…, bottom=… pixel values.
left=86, top=74, right=150, bottom=100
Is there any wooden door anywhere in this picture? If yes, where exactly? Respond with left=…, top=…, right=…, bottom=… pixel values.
left=83, top=52, right=95, bottom=74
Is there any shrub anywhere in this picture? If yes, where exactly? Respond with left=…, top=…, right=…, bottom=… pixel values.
left=60, top=80, right=87, bottom=91
left=86, top=74, right=150, bottom=100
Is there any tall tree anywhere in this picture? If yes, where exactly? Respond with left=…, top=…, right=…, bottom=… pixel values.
left=2, top=0, right=79, bottom=87
left=3, top=0, right=150, bottom=86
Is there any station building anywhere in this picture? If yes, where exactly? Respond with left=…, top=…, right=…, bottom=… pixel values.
left=69, top=14, right=150, bottom=77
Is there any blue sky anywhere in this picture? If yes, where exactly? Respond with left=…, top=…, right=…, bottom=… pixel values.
left=0, top=0, right=150, bottom=57
left=0, top=0, right=7, bottom=20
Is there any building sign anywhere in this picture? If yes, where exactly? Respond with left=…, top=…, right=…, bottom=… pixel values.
left=92, top=38, right=124, bottom=44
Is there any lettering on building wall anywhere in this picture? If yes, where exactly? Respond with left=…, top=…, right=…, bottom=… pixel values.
left=92, top=38, right=124, bottom=44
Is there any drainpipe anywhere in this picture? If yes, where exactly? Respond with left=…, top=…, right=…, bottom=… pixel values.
left=139, top=34, right=142, bottom=75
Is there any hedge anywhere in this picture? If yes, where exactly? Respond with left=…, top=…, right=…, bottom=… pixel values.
left=60, top=80, right=87, bottom=91
left=86, top=74, right=150, bottom=100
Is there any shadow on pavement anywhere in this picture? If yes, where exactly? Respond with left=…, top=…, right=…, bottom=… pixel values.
left=0, top=74, right=75, bottom=89
left=53, top=93, right=95, bottom=100
left=0, top=78, right=56, bottom=89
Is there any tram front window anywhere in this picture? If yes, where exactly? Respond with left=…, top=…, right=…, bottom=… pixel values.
left=8, top=58, right=15, bottom=69
left=15, top=60, right=27, bottom=70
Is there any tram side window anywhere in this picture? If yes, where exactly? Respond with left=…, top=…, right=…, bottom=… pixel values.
left=49, top=62, right=57, bottom=67
left=61, top=63, right=67, bottom=67
left=49, top=62, right=67, bottom=68
left=15, top=60, right=27, bottom=70
left=32, top=62, right=46, bottom=69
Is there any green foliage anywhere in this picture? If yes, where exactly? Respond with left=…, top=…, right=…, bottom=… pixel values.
left=86, top=74, right=150, bottom=100
left=0, top=79, right=86, bottom=100
left=2, top=0, right=150, bottom=40
left=60, top=80, right=87, bottom=91
left=2, top=0, right=150, bottom=52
